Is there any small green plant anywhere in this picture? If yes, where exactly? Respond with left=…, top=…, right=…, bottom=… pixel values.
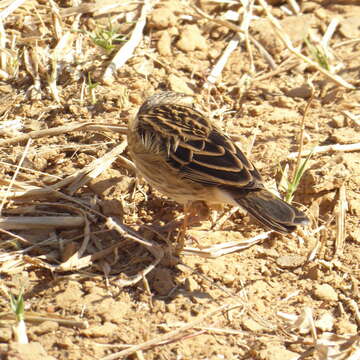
left=10, top=289, right=25, bottom=322
left=10, top=288, right=28, bottom=344
left=89, top=21, right=126, bottom=53
left=280, top=150, right=313, bottom=204
left=304, top=36, right=330, bottom=71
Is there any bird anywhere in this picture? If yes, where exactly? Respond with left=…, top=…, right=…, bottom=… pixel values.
left=127, top=91, right=309, bottom=245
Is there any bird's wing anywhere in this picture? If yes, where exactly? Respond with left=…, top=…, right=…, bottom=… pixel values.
left=138, top=104, right=263, bottom=189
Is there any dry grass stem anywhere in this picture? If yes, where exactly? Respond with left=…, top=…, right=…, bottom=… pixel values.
left=211, top=206, right=239, bottom=230
left=66, top=141, right=128, bottom=195
left=106, top=217, right=164, bottom=287
left=0, top=216, right=84, bottom=230
left=0, top=227, right=35, bottom=246
left=0, top=122, right=127, bottom=147
left=0, top=0, right=27, bottom=20
left=193, top=3, right=276, bottom=71
left=321, top=18, right=340, bottom=58
left=334, top=185, right=347, bottom=258
left=182, top=231, right=272, bottom=258
left=103, top=1, right=153, bottom=84
left=206, top=34, right=240, bottom=87
left=287, top=142, right=360, bottom=159
left=286, top=0, right=301, bottom=14
left=0, top=139, right=32, bottom=215
left=0, top=311, right=89, bottom=329
left=205, top=0, right=255, bottom=86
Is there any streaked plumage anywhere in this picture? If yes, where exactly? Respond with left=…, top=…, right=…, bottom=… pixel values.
left=128, top=91, right=309, bottom=234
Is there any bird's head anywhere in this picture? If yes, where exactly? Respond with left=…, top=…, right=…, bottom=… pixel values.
left=138, top=91, right=194, bottom=114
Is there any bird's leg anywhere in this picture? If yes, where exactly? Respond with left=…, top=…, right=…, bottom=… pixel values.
left=175, top=201, right=191, bottom=253
left=175, top=201, right=210, bottom=253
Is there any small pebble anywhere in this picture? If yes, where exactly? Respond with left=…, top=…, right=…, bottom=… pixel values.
left=313, top=284, right=338, bottom=301
left=276, top=255, right=306, bottom=269
left=315, top=313, right=334, bottom=332
left=33, top=321, right=59, bottom=335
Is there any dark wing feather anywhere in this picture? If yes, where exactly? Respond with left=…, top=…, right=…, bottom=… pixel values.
left=138, top=104, right=263, bottom=189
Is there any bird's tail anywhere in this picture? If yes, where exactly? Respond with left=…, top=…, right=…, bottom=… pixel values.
left=234, top=189, right=309, bottom=234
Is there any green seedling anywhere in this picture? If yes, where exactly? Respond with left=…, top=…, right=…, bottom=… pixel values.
left=304, top=36, right=330, bottom=71
left=10, top=288, right=28, bottom=344
left=89, top=21, right=126, bottom=53
left=280, top=150, right=313, bottom=204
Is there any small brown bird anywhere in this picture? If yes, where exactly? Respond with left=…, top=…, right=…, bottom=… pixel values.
left=128, top=91, right=309, bottom=236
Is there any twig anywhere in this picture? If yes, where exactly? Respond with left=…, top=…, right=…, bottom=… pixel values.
left=211, top=206, right=239, bottom=231
left=321, top=18, right=339, bottom=60
left=0, top=311, right=89, bottom=329
left=206, top=34, right=240, bottom=87
left=286, top=0, right=300, bottom=14
left=182, top=231, right=272, bottom=258
left=66, top=141, right=129, bottom=195
left=194, top=2, right=276, bottom=77
left=287, top=142, right=360, bottom=159
left=0, top=122, right=127, bottom=147
left=205, top=0, right=256, bottom=86
left=101, top=304, right=231, bottom=360
left=0, top=0, right=27, bottom=21
left=106, top=217, right=164, bottom=287
left=0, top=139, right=32, bottom=215
left=0, top=216, right=84, bottom=230
left=0, top=228, right=34, bottom=246
left=334, top=185, right=347, bottom=258
left=103, top=0, right=154, bottom=84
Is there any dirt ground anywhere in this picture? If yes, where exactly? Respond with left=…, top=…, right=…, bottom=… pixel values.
left=0, top=0, right=360, bottom=359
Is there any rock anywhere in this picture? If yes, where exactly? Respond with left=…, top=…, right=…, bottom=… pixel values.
left=33, top=321, right=59, bottom=335
left=276, top=255, right=306, bottom=269
left=0, top=327, right=11, bottom=342
left=100, top=199, right=123, bottom=217
left=151, top=268, right=175, bottom=296
left=349, top=199, right=360, bottom=216
left=166, top=303, right=177, bottom=314
left=7, top=342, right=56, bottom=360
left=336, top=318, right=357, bottom=334
left=285, top=84, right=313, bottom=99
left=89, top=169, right=133, bottom=196
left=149, top=7, right=176, bottom=29
left=168, top=74, right=194, bottom=95
left=157, top=31, right=172, bottom=57
left=349, top=228, right=360, bottom=243
left=81, top=322, right=117, bottom=338
left=184, top=277, right=199, bottom=292
left=315, top=313, right=334, bottom=331
left=252, top=14, right=315, bottom=56
left=330, top=115, right=345, bottom=128
left=339, top=15, right=360, bottom=38
left=313, top=284, right=338, bottom=301
left=176, top=24, right=207, bottom=52
left=242, top=317, right=265, bottom=332
left=329, top=128, right=360, bottom=144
